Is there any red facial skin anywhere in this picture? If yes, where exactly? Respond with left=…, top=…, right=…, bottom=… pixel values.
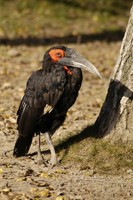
left=49, top=49, right=73, bottom=75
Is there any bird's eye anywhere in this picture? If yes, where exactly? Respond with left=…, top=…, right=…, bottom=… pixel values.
left=49, top=49, right=65, bottom=61
left=55, top=52, right=62, bottom=58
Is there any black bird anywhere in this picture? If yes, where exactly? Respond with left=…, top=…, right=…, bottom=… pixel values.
left=13, top=46, right=101, bottom=166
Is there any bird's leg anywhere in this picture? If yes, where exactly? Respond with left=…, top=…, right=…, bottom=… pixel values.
left=36, top=133, right=47, bottom=166
left=45, top=132, right=58, bottom=166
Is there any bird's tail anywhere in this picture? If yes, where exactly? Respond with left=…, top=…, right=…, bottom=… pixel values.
left=13, top=135, right=33, bottom=157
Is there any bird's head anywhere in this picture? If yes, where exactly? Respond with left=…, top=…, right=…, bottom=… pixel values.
left=43, top=46, right=101, bottom=78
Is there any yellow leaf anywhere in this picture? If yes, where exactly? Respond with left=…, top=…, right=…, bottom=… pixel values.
left=16, top=177, right=27, bottom=182
left=2, top=188, right=11, bottom=193
left=0, top=168, right=3, bottom=174
left=55, top=169, right=64, bottom=174
left=40, top=172, right=50, bottom=178
left=30, top=187, right=37, bottom=192
left=56, top=196, right=67, bottom=200
left=38, top=189, right=50, bottom=197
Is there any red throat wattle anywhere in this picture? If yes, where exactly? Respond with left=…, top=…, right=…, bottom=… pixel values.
left=63, top=66, right=73, bottom=75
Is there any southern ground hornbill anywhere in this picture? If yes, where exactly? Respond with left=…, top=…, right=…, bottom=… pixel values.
left=13, top=46, right=101, bottom=166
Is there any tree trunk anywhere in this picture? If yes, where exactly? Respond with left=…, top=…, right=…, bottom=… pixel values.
left=94, top=6, right=133, bottom=142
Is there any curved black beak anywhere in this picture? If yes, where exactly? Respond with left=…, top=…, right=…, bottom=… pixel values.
left=58, top=47, right=102, bottom=78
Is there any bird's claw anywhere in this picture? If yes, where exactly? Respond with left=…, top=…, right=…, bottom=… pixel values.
left=37, top=152, right=48, bottom=167
left=37, top=158, right=48, bottom=167
left=49, top=156, right=58, bottom=168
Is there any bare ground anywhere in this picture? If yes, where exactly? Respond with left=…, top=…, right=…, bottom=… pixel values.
left=0, top=42, right=133, bottom=199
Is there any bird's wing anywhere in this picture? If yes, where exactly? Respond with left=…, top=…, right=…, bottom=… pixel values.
left=17, top=69, right=66, bottom=137
left=17, top=71, right=44, bottom=138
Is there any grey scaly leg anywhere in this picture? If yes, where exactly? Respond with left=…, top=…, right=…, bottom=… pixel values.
left=45, top=132, right=57, bottom=166
left=37, top=133, right=47, bottom=166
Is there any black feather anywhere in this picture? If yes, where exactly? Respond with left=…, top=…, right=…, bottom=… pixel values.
left=13, top=135, right=33, bottom=157
left=13, top=46, right=83, bottom=158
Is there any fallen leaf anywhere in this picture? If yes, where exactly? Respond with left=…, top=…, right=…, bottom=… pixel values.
left=39, top=189, right=50, bottom=197
left=8, top=117, right=16, bottom=124
left=56, top=195, right=68, bottom=200
left=7, top=49, right=21, bottom=57
left=16, top=177, right=27, bottom=182
left=2, top=187, right=11, bottom=194
left=40, top=172, right=50, bottom=178
left=55, top=169, right=65, bottom=174
left=0, top=168, right=3, bottom=174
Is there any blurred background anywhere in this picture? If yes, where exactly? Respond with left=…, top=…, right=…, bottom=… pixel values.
left=0, top=0, right=132, bottom=44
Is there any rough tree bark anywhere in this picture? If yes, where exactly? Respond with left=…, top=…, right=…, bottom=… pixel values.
left=94, top=6, right=133, bottom=142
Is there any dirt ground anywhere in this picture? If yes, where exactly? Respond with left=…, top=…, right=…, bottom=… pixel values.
left=0, top=41, right=133, bottom=199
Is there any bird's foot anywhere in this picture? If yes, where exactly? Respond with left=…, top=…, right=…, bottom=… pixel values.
left=49, top=155, right=58, bottom=168
left=37, top=152, right=48, bottom=167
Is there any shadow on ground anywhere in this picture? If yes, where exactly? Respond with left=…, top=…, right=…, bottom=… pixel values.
left=28, top=124, right=96, bottom=158
left=55, top=124, right=97, bottom=153
left=0, top=30, right=124, bottom=46
left=53, top=80, right=133, bottom=161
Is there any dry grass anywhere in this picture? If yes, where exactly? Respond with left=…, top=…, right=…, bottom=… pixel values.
left=61, top=138, right=133, bottom=175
